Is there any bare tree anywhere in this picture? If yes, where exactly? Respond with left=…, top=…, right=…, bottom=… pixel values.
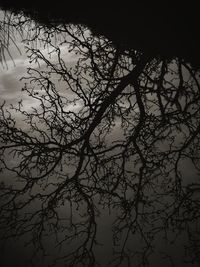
left=0, top=21, right=200, bottom=267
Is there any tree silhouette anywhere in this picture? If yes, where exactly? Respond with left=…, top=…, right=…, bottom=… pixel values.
left=0, top=19, right=200, bottom=267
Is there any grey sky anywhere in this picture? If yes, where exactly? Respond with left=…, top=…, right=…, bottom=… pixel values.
left=0, top=16, right=199, bottom=267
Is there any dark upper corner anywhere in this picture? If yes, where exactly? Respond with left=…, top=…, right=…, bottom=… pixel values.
left=0, top=1, right=199, bottom=69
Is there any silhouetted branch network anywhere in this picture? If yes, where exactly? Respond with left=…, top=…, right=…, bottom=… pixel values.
left=0, top=20, right=200, bottom=267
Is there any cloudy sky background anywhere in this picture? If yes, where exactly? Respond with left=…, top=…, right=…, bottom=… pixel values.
left=0, top=15, right=199, bottom=267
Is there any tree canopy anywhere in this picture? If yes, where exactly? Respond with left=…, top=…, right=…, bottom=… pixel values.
left=0, top=2, right=199, bottom=68
left=0, top=9, right=200, bottom=267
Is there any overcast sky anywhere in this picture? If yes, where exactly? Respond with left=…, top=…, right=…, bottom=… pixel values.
left=0, top=17, right=199, bottom=267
